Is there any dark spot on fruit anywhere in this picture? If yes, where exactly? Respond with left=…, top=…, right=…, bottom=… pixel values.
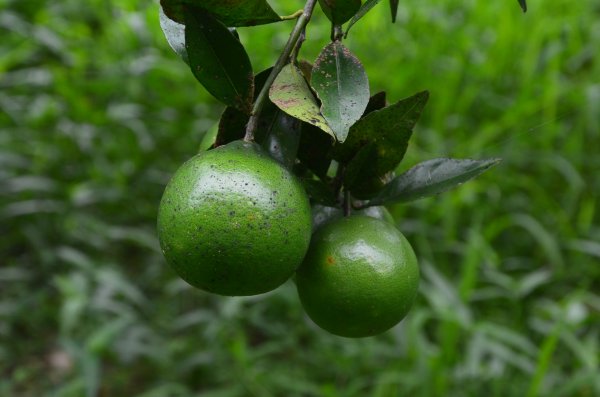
left=326, top=256, right=335, bottom=265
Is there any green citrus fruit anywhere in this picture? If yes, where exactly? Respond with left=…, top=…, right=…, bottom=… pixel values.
left=311, top=204, right=394, bottom=232
left=319, top=0, right=362, bottom=25
left=296, top=215, right=419, bottom=337
left=157, top=140, right=312, bottom=296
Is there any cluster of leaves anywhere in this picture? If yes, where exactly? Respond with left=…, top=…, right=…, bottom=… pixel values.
left=159, top=0, right=503, bottom=210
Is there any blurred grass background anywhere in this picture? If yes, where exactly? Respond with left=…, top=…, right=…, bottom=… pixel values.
left=1, top=0, right=599, bottom=395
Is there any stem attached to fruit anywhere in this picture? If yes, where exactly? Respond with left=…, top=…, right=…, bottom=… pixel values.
left=343, top=189, right=351, bottom=217
left=244, top=0, right=318, bottom=142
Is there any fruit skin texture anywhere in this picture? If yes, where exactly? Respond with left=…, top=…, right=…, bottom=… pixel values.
left=157, top=140, right=312, bottom=296
left=296, top=216, right=419, bottom=338
left=311, top=204, right=394, bottom=232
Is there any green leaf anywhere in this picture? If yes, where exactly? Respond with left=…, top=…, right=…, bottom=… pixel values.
left=269, top=64, right=334, bottom=138
left=318, top=0, right=362, bottom=25
left=161, top=0, right=282, bottom=27
left=345, top=0, right=384, bottom=36
left=343, top=143, right=377, bottom=189
left=311, top=41, right=370, bottom=143
left=518, top=0, right=527, bottom=12
left=297, top=123, right=334, bottom=180
left=185, top=6, right=254, bottom=113
left=198, top=122, right=218, bottom=151
left=389, top=0, right=400, bottom=22
left=216, top=68, right=273, bottom=146
left=261, top=112, right=301, bottom=169
left=363, top=91, right=387, bottom=116
left=215, top=67, right=300, bottom=168
left=334, top=90, right=429, bottom=175
left=301, top=178, right=337, bottom=206
left=159, top=6, right=188, bottom=63
left=368, top=158, right=502, bottom=206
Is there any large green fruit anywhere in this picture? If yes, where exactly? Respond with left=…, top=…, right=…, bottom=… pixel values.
left=296, top=215, right=419, bottom=337
left=319, top=0, right=362, bottom=25
left=157, top=140, right=312, bottom=296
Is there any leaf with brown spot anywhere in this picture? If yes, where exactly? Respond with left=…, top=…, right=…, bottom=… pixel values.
left=269, top=64, right=334, bottom=138
left=311, top=41, right=369, bottom=143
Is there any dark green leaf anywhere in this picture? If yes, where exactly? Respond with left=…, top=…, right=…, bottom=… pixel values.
left=390, top=0, right=400, bottom=22
left=161, top=0, right=281, bottom=27
left=518, top=0, right=527, bottom=12
left=215, top=106, right=247, bottom=146
left=344, top=0, right=384, bottom=36
left=343, top=143, right=377, bottom=189
left=215, top=68, right=300, bottom=167
left=185, top=6, right=254, bottom=113
left=318, top=0, right=362, bottom=25
left=269, top=64, right=334, bottom=138
left=368, top=158, right=502, bottom=206
left=311, top=42, right=370, bottom=143
left=297, top=123, right=334, bottom=180
left=216, top=68, right=272, bottom=146
left=261, top=112, right=301, bottom=169
left=363, top=91, right=387, bottom=116
left=301, top=178, right=337, bottom=206
left=333, top=91, right=429, bottom=175
left=159, top=6, right=188, bottom=63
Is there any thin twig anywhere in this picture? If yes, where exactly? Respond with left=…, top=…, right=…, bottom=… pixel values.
left=343, top=189, right=351, bottom=217
left=244, top=0, right=319, bottom=142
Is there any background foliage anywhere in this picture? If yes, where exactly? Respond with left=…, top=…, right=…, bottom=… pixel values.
left=1, top=0, right=599, bottom=395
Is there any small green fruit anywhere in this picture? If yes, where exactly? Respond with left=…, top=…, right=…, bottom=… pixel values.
left=296, top=215, right=419, bottom=337
left=157, top=140, right=312, bottom=296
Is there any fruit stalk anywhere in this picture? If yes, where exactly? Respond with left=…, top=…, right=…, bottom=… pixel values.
left=244, top=0, right=318, bottom=142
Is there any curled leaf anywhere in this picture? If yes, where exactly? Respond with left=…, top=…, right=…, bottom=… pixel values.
left=368, top=158, right=502, bottom=206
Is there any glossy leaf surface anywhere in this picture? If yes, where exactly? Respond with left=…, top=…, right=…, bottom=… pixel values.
left=368, top=158, right=502, bottom=206
left=161, top=0, right=281, bottom=26
left=334, top=91, right=429, bottom=176
left=159, top=6, right=188, bottom=63
left=185, top=6, right=254, bottom=113
left=269, top=64, right=334, bottom=138
left=312, top=41, right=369, bottom=143
left=261, top=112, right=302, bottom=169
